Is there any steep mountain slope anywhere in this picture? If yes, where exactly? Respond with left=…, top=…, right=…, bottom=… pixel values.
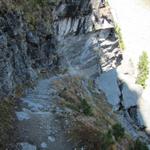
left=14, top=1, right=125, bottom=149
left=0, top=0, right=149, bottom=149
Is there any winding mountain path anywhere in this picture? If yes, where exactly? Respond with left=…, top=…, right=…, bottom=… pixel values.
left=16, top=77, right=73, bottom=150
left=108, top=0, right=150, bottom=132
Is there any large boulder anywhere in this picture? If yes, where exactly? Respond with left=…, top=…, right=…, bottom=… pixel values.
left=122, top=83, right=143, bottom=109
left=96, top=69, right=121, bottom=110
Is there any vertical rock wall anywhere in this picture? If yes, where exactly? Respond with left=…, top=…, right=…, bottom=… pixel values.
left=0, top=6, right=58, bottom=97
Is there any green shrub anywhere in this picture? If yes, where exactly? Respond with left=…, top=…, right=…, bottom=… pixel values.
left=115, top=24, right=125, bottom=50
left=101, top=130, right=114, bottom=150
left=136, top=51, right=149, bottom=88
left=112, top=123, right=124, bottom=141
left=81, top=99, right=93, bottom=116
left=71, top=123, right=114, bottom=150
left=130, top=139, right=148, bottom=150
left=0, top=99, right=16, bottom=149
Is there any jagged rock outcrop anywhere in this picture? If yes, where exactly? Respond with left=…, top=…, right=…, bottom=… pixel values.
left=2, top=0, right=148, bottom=149
left=0, top=0, right=122, bottom=98
left=53, top=0, right=114, bottom=37
left=0, top=8, right=58, bottom=97
left=52, top=0, right=122, bottom=80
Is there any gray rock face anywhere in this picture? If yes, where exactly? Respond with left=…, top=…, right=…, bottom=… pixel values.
left=57, top=34, right=101, bottom=78
left=53, top=0, right=121, bottom=80
left=53, top=0, right=114, bottom=40
left=122, top=83, right=143, bottom=109
left=0, top=11, right=57, bottom=97
left=96, top=69, right=121, bottom=109
left=54, top=0, right=92, bottom=19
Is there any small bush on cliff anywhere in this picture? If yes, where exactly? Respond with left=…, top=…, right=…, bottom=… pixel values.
left=101, top=130, right=114, bottom=149
left=71, top=123, right=114, bottom=150
left=71, top=123, right=128, bottom=150
left=136, top=51, right=149, bottom=88
left=112, top=123, right=125, bottom=141
left=115, top=24, right=125, bottom=50
left=81, top=99, right=93, bottom=116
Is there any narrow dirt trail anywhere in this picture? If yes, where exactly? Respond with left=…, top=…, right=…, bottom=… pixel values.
left=16, top=77, right=73, bottom=150
left=108, top=0, right=150, bottom=132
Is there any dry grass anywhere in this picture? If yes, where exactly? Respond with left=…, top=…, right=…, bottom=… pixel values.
left=53, top=76, right=120, bottom=148
left=52, top=75, right=136, bottom=149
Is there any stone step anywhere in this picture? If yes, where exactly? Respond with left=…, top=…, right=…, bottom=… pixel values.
left=19, top=143, right=37, bottom=150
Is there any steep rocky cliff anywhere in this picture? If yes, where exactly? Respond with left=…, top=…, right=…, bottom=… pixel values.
left=0, top=0, right=59, bottom=97
left=0, top=0, right=149, bottom=150
left=0, top=0, right=121, bottom=97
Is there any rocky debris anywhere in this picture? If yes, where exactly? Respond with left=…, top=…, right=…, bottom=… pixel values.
left=26, top=32, right=39, bottom=46
left=48, top=136, right=56, bottom=143
left=16, top=78, right=73, bottom=150
left=22, top=98, right=45, bottom=112
left=96, top=69, right=121, bottom=110
left=20, top=143, right=37, bottom=150
left=40, top=142, right=48, bottom=148
left=16, top=111, right=30, bottom=121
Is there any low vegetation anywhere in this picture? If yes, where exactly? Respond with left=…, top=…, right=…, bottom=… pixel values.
left=81, top=98, right=93, bottom=116
left=0, top=0, right=60, bottom=30
left=130, top=139, right=148, bottom=150
left=136, top=51, right=149, bottom=88
left=0, top=98, right=16, bottom=149
left=115, top=24, right=125, bottom=50
left=112, top=123, right=125, bottom=140
left=71, top=122, right=126, bottom=150
left=71, top=123, right=114, bottom=150
left=55, top=76, right=139, bottom=149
